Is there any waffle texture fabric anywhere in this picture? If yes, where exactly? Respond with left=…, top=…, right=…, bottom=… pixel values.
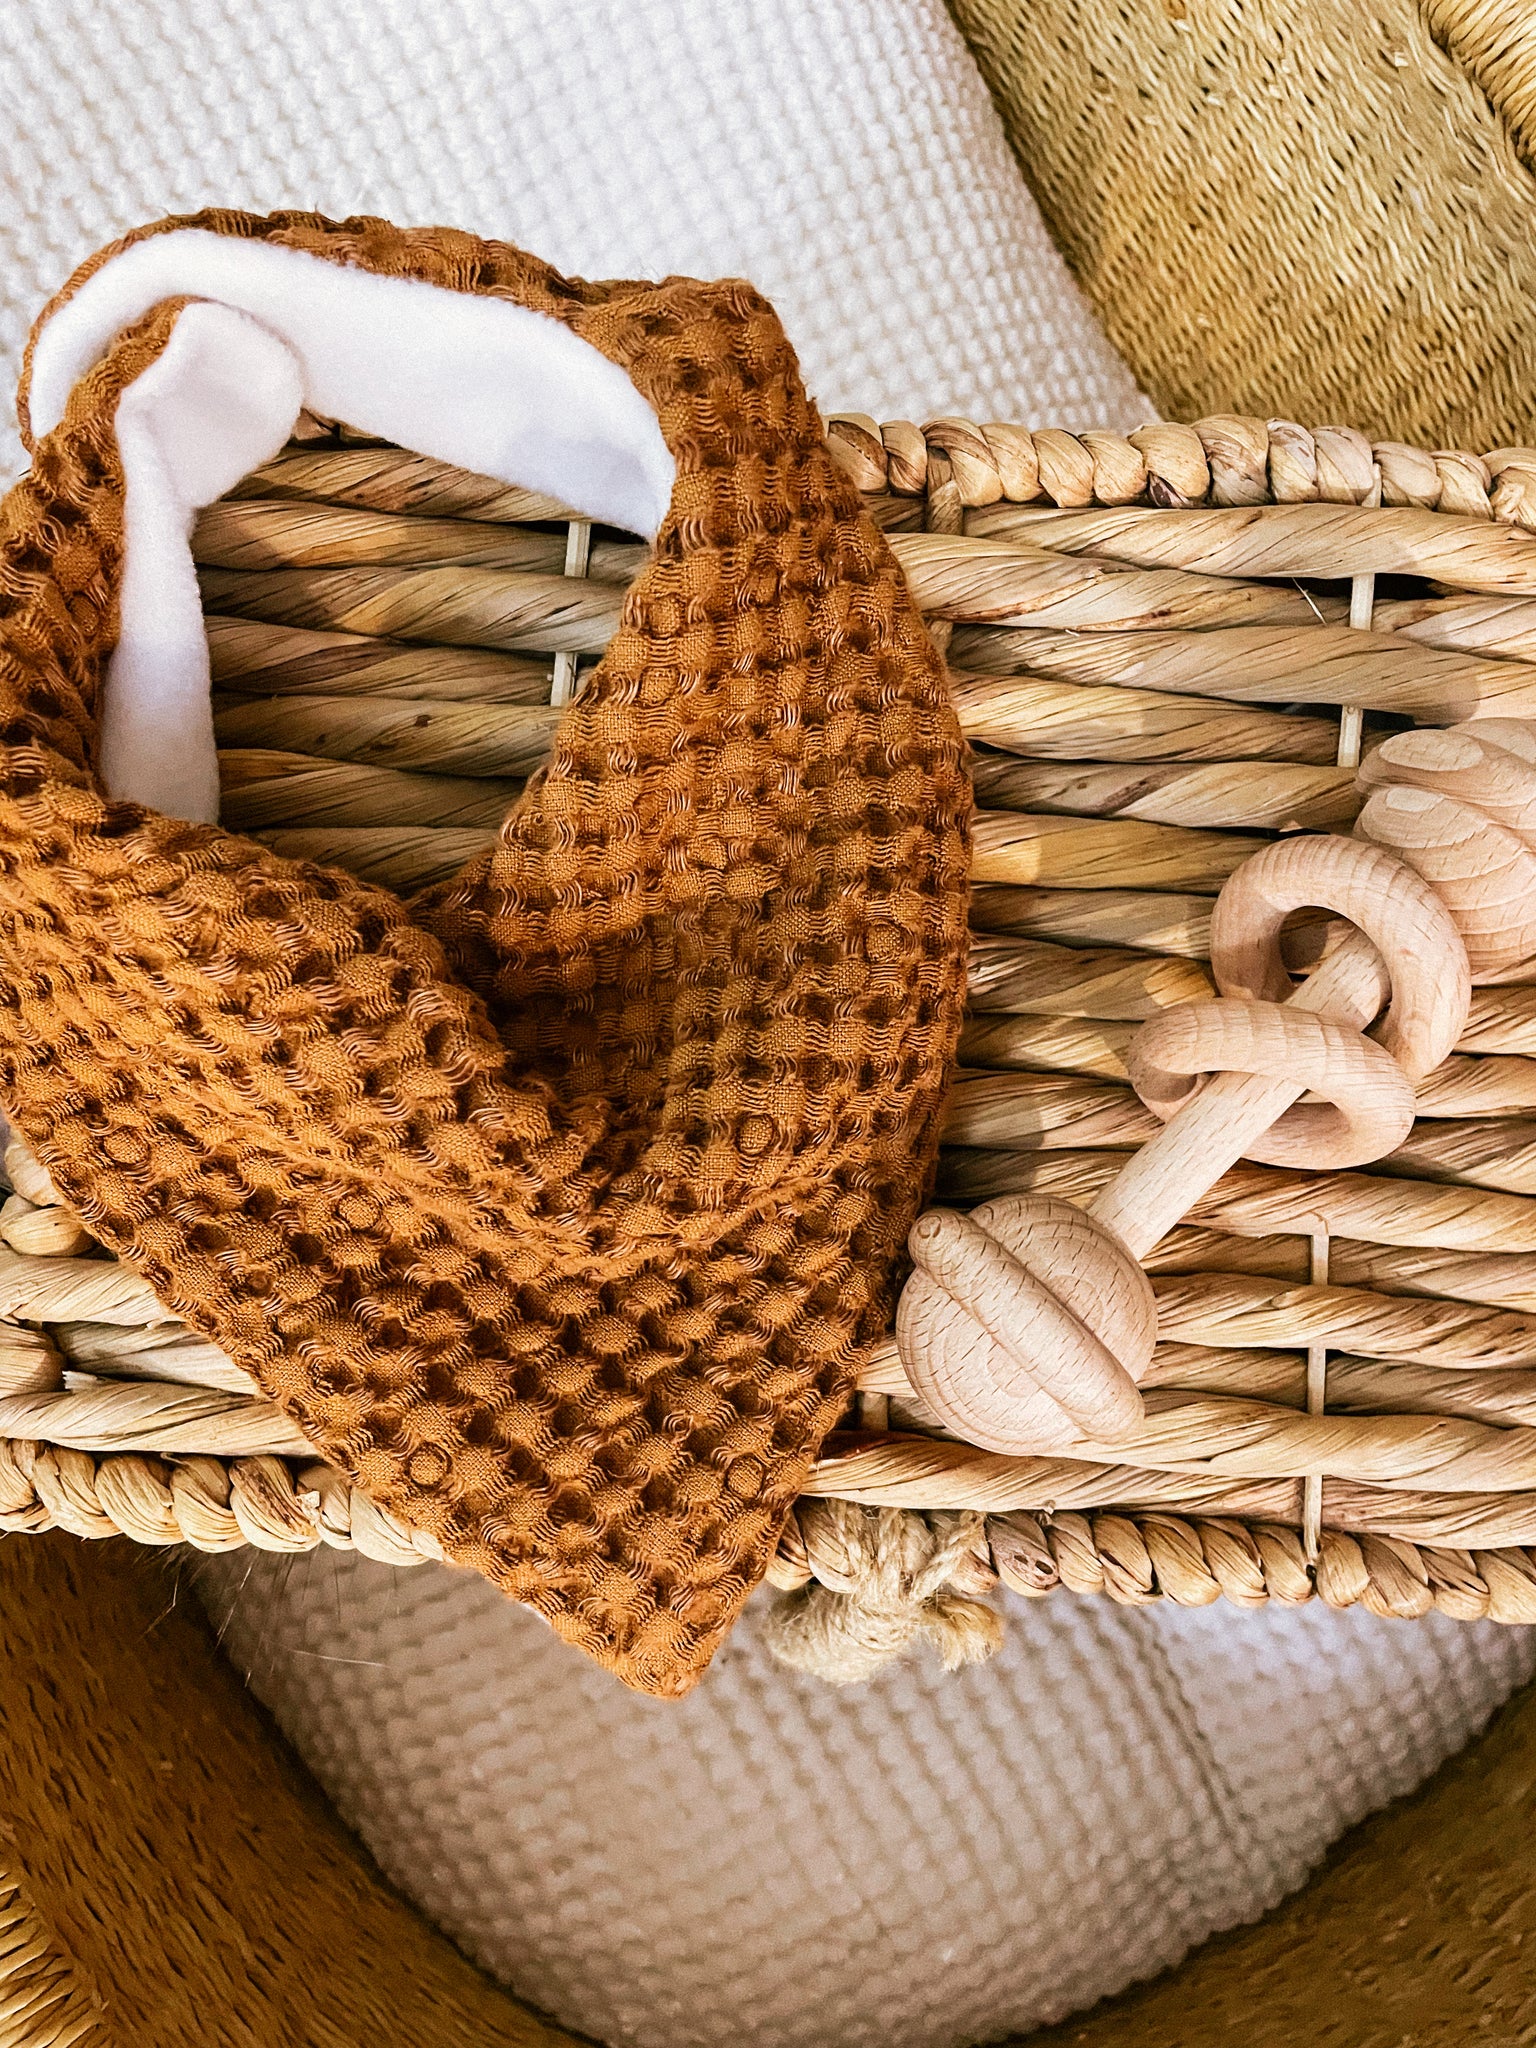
left=0, top=0, right=1149, bottom=489
left=0, top=209, right=970, bottom=1697
left=198, top=1546, right=1536, bottom=2048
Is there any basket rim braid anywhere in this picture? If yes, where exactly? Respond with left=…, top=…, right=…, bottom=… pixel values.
left=7, top=405, right=1536, bottom=1648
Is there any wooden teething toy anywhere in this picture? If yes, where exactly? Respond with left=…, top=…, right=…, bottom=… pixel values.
left=901, top=718, right=1536, bottom=1454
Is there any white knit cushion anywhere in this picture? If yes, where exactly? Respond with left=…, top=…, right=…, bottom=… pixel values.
left=0, top=0, right=1148, bottom=484
left=7, top=0, right=1529, bottom=2038
left=198, top=1552, right=1534, bottom=2048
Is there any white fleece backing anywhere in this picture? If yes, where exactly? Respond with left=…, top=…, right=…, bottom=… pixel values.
left=102, top=303, right=301, bottom=819
left=31, top=232, right=674, bottom=819
left=30, top=231, right=674, bottom=538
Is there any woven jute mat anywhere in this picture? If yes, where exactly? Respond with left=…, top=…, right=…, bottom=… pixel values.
left=0, top=1535, right=557, bottom=2047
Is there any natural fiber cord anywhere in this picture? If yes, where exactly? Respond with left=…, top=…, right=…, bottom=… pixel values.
left=948, top=0, right=1536, bottom=449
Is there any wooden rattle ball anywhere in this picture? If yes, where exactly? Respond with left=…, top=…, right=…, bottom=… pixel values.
left=896, top=1195, right=1153, bottom=1455
left=1356, top=725, right=1536, bottom=979
left=1358, top=723, right=1536, bottom=839
left=1455, top=718, right=1536, bottom=766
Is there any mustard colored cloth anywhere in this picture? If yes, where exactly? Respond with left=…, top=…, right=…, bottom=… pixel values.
left=0, top=211, right=969, bottom=1695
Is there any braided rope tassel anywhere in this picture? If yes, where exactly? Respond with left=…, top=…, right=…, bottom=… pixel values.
left=763, top=1501, right=1003, bottom=1683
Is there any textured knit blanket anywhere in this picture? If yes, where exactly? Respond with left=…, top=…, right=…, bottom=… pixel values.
left=0, top=209, right=969, bottom=1696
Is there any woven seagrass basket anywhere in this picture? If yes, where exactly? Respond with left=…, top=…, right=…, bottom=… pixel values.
left=952, top=0, right=1536, bottom=451
left=8, top=406, right=1536, bottom=1629
left=8, top=407, right=1536, bottom=2039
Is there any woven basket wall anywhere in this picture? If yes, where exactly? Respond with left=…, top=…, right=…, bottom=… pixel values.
left=950, top=0, right=1536, bottom=451
left=5, top=407, right=1536, bottom=1639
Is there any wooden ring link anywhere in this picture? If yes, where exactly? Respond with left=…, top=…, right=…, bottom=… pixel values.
left=1126, top=998, right=1417, bottom=1169
left=1208, top=833, right=1469, bottom=1081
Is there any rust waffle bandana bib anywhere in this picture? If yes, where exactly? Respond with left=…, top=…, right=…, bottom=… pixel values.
left=0, top=211, right=969, bottom=1695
